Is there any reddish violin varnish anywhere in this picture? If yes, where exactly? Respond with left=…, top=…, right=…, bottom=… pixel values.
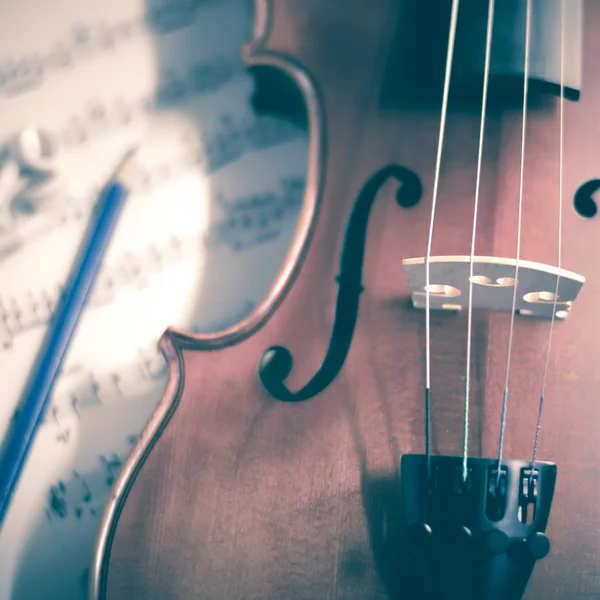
left=91, top=1, right=600, bottom=598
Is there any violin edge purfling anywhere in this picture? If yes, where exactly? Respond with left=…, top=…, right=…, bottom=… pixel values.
left=89, top=1, right=327, bottom=597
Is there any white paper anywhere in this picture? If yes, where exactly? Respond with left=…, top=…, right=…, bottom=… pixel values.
left=0, top=1, right=308, bottom=598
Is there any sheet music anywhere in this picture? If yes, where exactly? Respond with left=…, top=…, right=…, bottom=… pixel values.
left=0, top=1, right=308, bottom=598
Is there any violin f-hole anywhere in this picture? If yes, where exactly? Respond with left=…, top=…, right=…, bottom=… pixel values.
left=258, top=164, right=422, bottom=402
left=574, top=178, right=599, bottom=218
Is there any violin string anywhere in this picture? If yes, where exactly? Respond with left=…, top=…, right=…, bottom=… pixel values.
left=424, top=0, right=460, bottom=476
left=496, top=0, right=532, bottom=486
left=530, top=0, right=565, bottom=485
left=462, top=0, right=495, bottom=483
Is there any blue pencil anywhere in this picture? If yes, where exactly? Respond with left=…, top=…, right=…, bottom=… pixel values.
left=0, top=148, right=138, bottom=529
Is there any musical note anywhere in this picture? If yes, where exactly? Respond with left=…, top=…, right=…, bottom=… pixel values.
left=0, top=311, right=10, bottom=348
left=45, top=438, right=143, bottom=523
left=46, top=470, right=100, bottom=521
left=42, top=345, right=166, bottom=423
left=72, top=470, right=93, bottom=519
left=69, top=374, right=103, bottom=418
left=0, top=1, right=230, bottom=98
left=47, top=480, right=68, bottom=519
left=47, top=406, right=71, bottom=443
left=0, top=17, right=145, bottom=97
left=100, top=454, right=123, bottom=486
left=208, top=176, right=304, bottom=251
left=109, top=357, right=162, bottom=400
left=138, top=348, right=167, bottom=380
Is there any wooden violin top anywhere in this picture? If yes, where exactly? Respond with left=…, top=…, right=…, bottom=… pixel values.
left=90, top=1, right=600, bottom=598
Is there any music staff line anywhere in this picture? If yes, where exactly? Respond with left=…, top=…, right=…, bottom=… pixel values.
left=0, top=18, right=143, bottom=97
left=56, top=98, right=305, bottom=173
left=208, top=176, right=305, bottom=250
left=0, top=231, right=204, bottom=349
left=44, top=293, right=256, bottom=427
left=42, top=301, right=258, bottom=523
left=44, top=347, right=167, bottom=439
left=42, top=299, right=257, bottom=523
left=43, top=294, right=256, bottom=522
left=0, top=112, right=305, bottom=259
left=0, top=126, right=304, bottom=308
left=1, top=171, right=303, bottom=347
left=57, top=53, right=248, bottom=149
left=0, top=0, right=230, bottom=98
left=0, top=141, right=197, bottom=255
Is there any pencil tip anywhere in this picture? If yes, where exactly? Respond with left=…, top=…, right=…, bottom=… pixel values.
left=113, top=147, right=138, bottom=188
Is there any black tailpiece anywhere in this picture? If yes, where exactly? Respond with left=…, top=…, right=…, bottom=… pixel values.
left=399, top=454, right=556, bottom=600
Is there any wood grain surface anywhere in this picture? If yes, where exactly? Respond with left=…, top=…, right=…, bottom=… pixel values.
left=90, top=1, right=600, bottom=598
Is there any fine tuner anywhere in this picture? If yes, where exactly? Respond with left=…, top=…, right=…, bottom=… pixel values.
left=88, top=1, right=600, bottom=599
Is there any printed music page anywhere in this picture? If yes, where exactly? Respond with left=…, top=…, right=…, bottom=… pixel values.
left=0, top=0, right=308, bottom=598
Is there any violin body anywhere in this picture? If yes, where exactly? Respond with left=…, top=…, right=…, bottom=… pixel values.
left=91, top=1, right=600, bottom=598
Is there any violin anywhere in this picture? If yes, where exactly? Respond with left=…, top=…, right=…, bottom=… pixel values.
left=89, top=0, right=600, bottom=598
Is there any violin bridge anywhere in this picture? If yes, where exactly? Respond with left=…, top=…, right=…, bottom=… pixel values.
left=401, top=256, right=585, bottom=319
